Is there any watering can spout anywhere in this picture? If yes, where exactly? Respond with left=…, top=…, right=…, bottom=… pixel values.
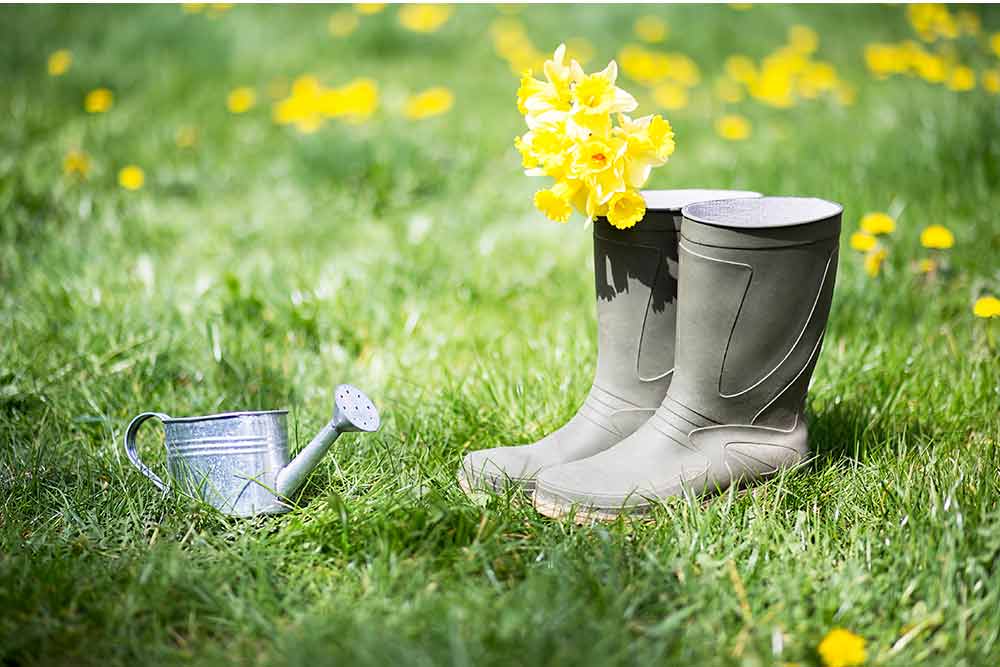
left=275, top=384, right=380, bottom=499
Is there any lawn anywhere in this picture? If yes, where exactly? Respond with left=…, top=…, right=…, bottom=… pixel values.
left=2, top=3, right=999, bottom=666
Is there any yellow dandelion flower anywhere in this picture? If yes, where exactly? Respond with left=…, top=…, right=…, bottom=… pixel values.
left=716, top=114, right=751, bottom=141
left=48, top=49, right=72, bottom=76
left=789, top=25, right=819, bottom=55
left=634, top=16, right=668, bottom=44
left=398, top=4, right=453, bottom=33
left=118, top=165, right=145, bottom=191
left=920, top=224, right=954, bottom=249
left=956, top=9, right=980, bottom=36
left=973, top=295, right=1000, bottom=318
left=864, top=247, right=888, bottom=277
left=818, top=628, right=867, bottom=667
left=725, top=55, right=757, bottom=85
left=404, top=86, right=454, bottom=119
left=355, top=3, right=385, bottom=14
left=860, top=212, right=895, bottom=236
left=917, top=258, right=937, bottom=273
left=652, top=82, right=689, bottom=110
left=992, top=33, right=1000, bottom=58
left=607, top=190, right=646, bottom=229
left=84, top=88, right=113, bottom=113
left=849, top=231, right=877, bottom=252
left=227, top=87, right=256, bottom=114
left=175, top=125, right=198, bottom=148
left=983, top=70, right=1000, bottom=95
left=946, top=65, right=975, bottom=92
left=63, top=149, right=90, bottom=178
left=329, top=10, right=360, bottom=37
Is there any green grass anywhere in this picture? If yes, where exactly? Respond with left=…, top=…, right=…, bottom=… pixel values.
left=2, top=4, right=1000, bottom=666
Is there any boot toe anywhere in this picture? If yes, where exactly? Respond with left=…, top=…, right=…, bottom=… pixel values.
left=533, top=461, right=653, bottom=521
left=458, top=447, right=539, bottom=494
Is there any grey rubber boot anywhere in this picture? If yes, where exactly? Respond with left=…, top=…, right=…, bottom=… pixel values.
left=458, top=189, right=761, bottom=494
left=533, top=196, right=842, bottom=520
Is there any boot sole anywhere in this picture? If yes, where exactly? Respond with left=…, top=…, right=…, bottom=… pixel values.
left=457, top=472, right=535, bottom=497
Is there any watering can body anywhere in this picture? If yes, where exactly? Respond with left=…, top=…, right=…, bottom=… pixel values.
left=124, top=385, right=379, bottom=517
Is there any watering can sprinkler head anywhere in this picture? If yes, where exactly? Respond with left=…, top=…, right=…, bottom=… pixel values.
left=275, top=384, right=380, bottom=498
left=331, top=384, right=381, bottom=433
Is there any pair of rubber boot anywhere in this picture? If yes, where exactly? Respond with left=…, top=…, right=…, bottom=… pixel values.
left=459, top=190, right=842, bottom=521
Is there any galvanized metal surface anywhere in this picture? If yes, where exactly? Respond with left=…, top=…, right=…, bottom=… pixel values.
left=123, top=384, right=380, bottom=517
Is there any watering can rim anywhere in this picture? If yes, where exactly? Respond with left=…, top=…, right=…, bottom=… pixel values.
left=160, top=409, right=289, bottom=424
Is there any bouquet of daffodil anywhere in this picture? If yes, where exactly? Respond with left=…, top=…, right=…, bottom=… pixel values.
left=516, top=44, right=676, bottom=229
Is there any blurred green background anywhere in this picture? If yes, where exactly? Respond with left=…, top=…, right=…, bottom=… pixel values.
left=2, top=4, right=999, bottom=666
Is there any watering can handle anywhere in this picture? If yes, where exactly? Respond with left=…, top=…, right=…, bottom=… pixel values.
left=124, top=412, right=171, bottom=493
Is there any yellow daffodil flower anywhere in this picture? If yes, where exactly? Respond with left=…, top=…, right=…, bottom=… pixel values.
left=48, top=50, right=72, bottom=76
left=518, top=44, right=575, bottom=129
left=404, top=87, right=454, bottom=119
left=973, top=295, right=1000, bottom=318
left=84, top=88, right=113, bottom=113
left=607, top=189, right=646, bottom=229
left=920, top=224, right=954, bottom=249
left=817, top=628, right=867, bottom=667
left=568, top=59, right=638, bottom=137
left=118, top=165, right=145, bottom=191
left=860, top=212, right=895, bottom=235
left=534, top=180, right=581, bottom=223
left=849, top=231, right=877, bottom=252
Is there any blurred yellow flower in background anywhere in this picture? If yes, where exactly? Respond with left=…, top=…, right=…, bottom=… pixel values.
left=274, top=75, right=379, bottom=132
left=652, top=82, right=688, bottom=110
left=48, top=50, right=72, bottom=76
left=227, top=87, right=256, bottom=114
left=956, top=9, right=980, bottom=36
left=946, top=65, right=975, bottom=91
left=329, top=10, right=360, bottom=37
left=991, top=32, right=1000, bottom=58
left=634, top=16, right=668, bottom=44
left=973, top=295, right=1000, bottom=318
left=182, top=3, right=205, bottom=13
left=860, top=212, right=895, bottom=235
left=917, top=258, right=937, bottom=273
left=63, top=149, right=90, bottom=178
left=398, top=4, right=453, bottom=33
left=817, top=628, right=867, bottom=667
left=984, top=70, right=1000, bottom=95
left=908, top=3, right=958, bottom=42
left=118, top=165, right=145, bottom=191
left=355, top=3, right=385, bottom=15
left=175, top=125, right=198, bottom=148
left=920, top=224, right=954, bottom=249
left=84, top=88, right=113, bottom=113
left=849, top=231, right=877, bottom=252
left=404, top=87, right=454, bottom=119
left=716, top=114, right=751, bottom=141
left=789, top=25, right=819, bottom=55
left=864, top=247, right=888, bottom=277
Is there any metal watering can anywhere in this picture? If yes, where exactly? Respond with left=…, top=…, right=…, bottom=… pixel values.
left=123, top=384, right=379, bottom=517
